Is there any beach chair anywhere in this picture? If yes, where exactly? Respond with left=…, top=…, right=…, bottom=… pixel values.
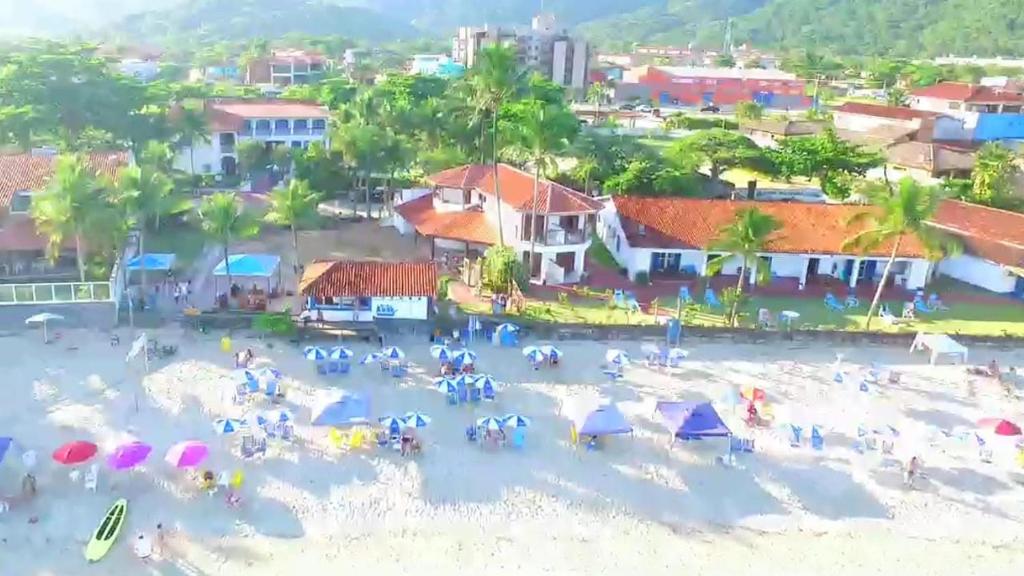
left=336, top=362, right=351, bottom=375
left=465, top=426, right=478, bottom=443
left=928, top=293, right=949, bottom=311
left=241, top=435, right=258, bottom=458
left=789, top=425, right=803, bottom=447
left=824, top=292, right=845, bottom=312
left=391, top=363, right=407, bottom=378
left=84, top=464, right=98, bottom=493
left=913, top=295, right=932, bottom=314
left=902, top=302, right=916, bottom=320
left=679, top=285, right=692, bottom=304
left=329, top=428, right=348, bottom=449
left=349, top=429, right=366, bottom=450
left=704, top=288, right=721, bottom=308
left=844, top=293, right=860, bottom=308
left=511, top=428, right=526, bottom=450
left=316, top=362, right=328, bottom=375
left=468, top=386, right=482, bottom=403
left=447, top=392, right=459, bottom=406
left=811, top=426, right=824, bottom=450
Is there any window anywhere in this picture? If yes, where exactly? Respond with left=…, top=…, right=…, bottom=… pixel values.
left=10, top=190, right=31, bottom=213
left=311, top=119, right=327, bottom=134
left=242, top=120, right=252, bottom=133
left=637, top=224, right=646, bottom=236
left=948, top=102, right=961, bottom=110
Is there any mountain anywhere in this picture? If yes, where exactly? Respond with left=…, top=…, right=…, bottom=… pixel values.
left=578, top=0, right=1024, bottom=57
left=0, top=0, right=180, bottom=36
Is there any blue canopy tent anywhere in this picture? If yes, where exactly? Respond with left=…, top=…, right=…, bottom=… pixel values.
left=655, top=401, right=732, bottom=456
left=126, top=253, right=176, bottom=272
left=567, top=402, right=633, bottom=437
left=310, top=392, right=372, bottom=427
left=212, top=254, right=282, bottom=298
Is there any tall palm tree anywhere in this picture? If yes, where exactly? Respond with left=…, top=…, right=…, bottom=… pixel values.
left=264, top=179, right=322, bottom=274
left=586, top=81, right=608, bottom=123
left=706, top=208, right=782, bottom=326
left=198, top=192, right=260, bottom=288
left=109, top=164, right=175, bottom=295
left=471, top=44, right=523, bottom=246
left=842, top=178, right=960, bottom=330
left=30, top=155, right=106, bottom=281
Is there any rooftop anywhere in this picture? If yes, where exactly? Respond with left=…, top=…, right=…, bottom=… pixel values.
left=835, top=102, right=940, bottom=121
left=930, top=200, right=1024, bottom=266
left=0, top=151, right=130, bottom=208
left=267, top=49, right=327, bottom=64
left=885, top=142, right=977, bottom=174
left=299, top=261, right=438, bottom=299
left=205, top=99, right=330, bottom=131
left=427, top=164, right=603, bottom=215
left=911, top=82, right=1024, bottom=104
left=651, top=66, right=798, bottom=81
left=611, top=197, right=926, bottom=258
left=394, top=195, right=498, bottom=245
left=741, top=119, right=826, bottom=136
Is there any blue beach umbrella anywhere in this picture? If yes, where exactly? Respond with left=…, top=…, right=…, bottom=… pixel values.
left=235, top=370, right=259, bottom=392
left=430, top=345, right=453, bottom=362
left=328, top=346, right=353, bottom=361
left=474, top=374, right=498, bottom=395
left=522, top=346, right=545, bottom=363
left=382, top=346, right=405, bottom=360
left=476, top=416, right=504, bottom=431
left=539, top=345, right=563, bottom=360
left=304, top=346, right=328, bottom=361
left=453, top=373, right=477, bottom=389
left=402, top=412, right=433, bottom=428
left=256, top=367, right=283, bottom=384
left=452, top=349, right=477, bottom=368
left=242, top=411, right=269, bottom=429
left=434, top=377, right=458, bottom=394
left=212, top=418, right=244, bottom=435
left=495, top=323, right=519, bottom=334
left=502, top=414, right=531, bottom=428
left=0, top=436, right=12, bottom=464
left=605, top=349, right=630, bottom=366
left=263, top=408, right=293, bottom=424
left=378, top=416, right=405, bottom=434
left=360, top=352, right=384, bottom=365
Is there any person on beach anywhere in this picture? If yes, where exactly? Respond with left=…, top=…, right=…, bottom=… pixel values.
left=904, top=456, right=921, bottom=488
left=134, top=532, right=153, bottom=561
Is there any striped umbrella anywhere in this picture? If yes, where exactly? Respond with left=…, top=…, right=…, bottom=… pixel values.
left=304, top=346, right=328, bottom=361
left=328, top=346, right=353, bottom=361
left=402, top=412, right=433, bottom=428
left=452, top=350, right=477, bottom=367
left=495, top=323, right=519, bottom=334
left=430, top=345, right=453, bottom=362
left=522, top=346, right=545, bottom=363
left=212, top=418, right=244, bottom=435
left=453, top=373, right=477, bottom=389
left=382, top=346, right=405, bottom=360
left=539, top=345, right=563, bottom=360
left=434, top=377, right=458, bottom=395
left=360, top=352, right=384, bottom=365
left=242, top=411, right=269, bottom=429
left=263, top=408, right=293, bottom=424
left=475, top=374, right=498, bottom=395
left=378, top=416, right=404, bottom=434
left=502, top=414, right=532, bottom=428
left=476, top=416, right=504, bottom=431
left=605, top=349, right=630, bottom=366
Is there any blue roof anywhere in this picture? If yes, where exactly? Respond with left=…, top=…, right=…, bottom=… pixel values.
left=127, top=253, right=176, bottom=271
left=213, top=254, right=281, bottom=277
left=655, top=401, right=732, bottom=439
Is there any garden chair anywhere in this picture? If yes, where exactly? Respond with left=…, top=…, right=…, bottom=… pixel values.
left=704, top=288, right=721, bottom=308
left=824, top=292, right=845, bottom=312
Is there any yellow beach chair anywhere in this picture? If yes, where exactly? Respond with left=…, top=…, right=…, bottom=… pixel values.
left=329, top=428, right=348, bottom=449
left=230, top=470, right=244, bottom=490
left=349, top=428, right=366, bottom=450
left=570, top=424, right=579, bottom=446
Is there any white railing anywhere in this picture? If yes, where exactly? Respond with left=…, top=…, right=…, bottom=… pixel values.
left=0, top=281, right=114, bottom=306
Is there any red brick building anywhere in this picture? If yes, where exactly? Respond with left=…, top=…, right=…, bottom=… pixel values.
left=621, top=66, right=811, bottom=110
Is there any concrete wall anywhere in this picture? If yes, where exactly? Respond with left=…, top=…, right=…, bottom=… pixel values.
left=912, top=96, right=957, bottom=114
left=973, top=113, right=1024, bottom=140
left=174, top=141, right=223, bottom=175
left=938, top=254, right=1017, bottom=293
left=0, top=301, right=117, bottom=332
left=769, top=254, right=806, bottom=277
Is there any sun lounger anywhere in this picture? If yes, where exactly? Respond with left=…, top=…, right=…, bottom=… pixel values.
left=824, top=292, right=845, bottom=312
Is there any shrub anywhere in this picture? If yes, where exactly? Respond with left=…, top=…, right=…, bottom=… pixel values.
left=436, top=275, right=453, bottom=301
left=634, top=271, right=650, bottom=286
left=252, top=312, right=296, bottom=336
left=481, top=245, right=526, bottom=294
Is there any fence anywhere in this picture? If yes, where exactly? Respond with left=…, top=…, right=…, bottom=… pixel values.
left=0, top=281, right=114, bottom=305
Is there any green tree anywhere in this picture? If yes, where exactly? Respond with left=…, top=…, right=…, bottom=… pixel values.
left=198, top=192, right=260, bottom=288
left=886, top=87, right=909, bottom=107
left=586, top=81, right=610, bottom=123
left=264, top=179, right=322, bottom=273
left=30, top=155, right=108, bottom=281
left=770, top=128, right=883, bottom=199
left=172, top=106, right=210, bottom=183
left=735, top=101, right=764, bottom=121
left=666, top=129, right=764, bottom=187
left=706, top=208, right=781, bottom=326
left=335, top=123, right=387, bottom=217
left=970, top=143, right=1018, bottom=208
left=237, top=140, right=268, bottom=180
left=842, top=178, right=960, bottom=330
left=240, top=39, right=271, bottom=84
left=482, top=245, right=525, bottom=294
left=715, top=54, right=737, bottom=68
left=470, top=44, right=524, bottom=245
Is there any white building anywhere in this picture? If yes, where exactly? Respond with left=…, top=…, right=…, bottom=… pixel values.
left=299, top=261, right=437, bottom=322
left=394, top=164, right=603, bottom=285
left=930, top=200, right=1024, bottom=297
left=118, top=58, right=160, bottom=82
left=599, top=197, right=933, bottom=291
left=173, top=100, right=330, bottom=176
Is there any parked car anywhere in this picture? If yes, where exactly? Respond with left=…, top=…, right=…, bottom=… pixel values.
left=637, top=104, right=653, bottom=113
left=699, top=105, right=721, bottom=113
left=619, top=103, right=636, bottom=111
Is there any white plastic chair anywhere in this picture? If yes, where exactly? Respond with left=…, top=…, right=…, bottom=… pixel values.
left=84, top=464, right=98, bottom=492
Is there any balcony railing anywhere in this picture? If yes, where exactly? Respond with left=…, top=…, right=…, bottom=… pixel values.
left=311, top=127, right=326, bottom=136
left=0, top=281, right=113, bottom=305
left=524, top=228, right=587, bottom=246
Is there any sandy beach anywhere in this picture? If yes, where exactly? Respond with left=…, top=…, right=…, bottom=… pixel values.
left=2, top=327, right=1024, bottom=575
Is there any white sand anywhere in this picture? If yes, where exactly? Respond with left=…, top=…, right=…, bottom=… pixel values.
left=2, top=328, right=1024, bottom=575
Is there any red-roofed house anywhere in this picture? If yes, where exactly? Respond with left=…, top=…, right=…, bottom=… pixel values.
left=173, top=99, right=330, bottom=176
left=930, top=200, right=1024, bottom=297
left=298, top=260, right=437, bottom=321
left=911, top=82, right=1024, bottom=115
left=394, top=164, right=603, bottom=284
left=599, top=197, right=933, bottom=290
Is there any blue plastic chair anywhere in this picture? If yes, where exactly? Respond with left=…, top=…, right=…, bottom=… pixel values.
left=824, top=292, right=845, bottom=312
left=465, top=426, right=478, bottom=443
left=316, top=362, right=328, bottom=375
left=679, top=285, right=692, bottom=304
left=482, top=383, right=496, bottom=401
left=468, top=387, right=482, bottom=403
left=446, top=392, right=458, bottom=406
left=789, top=425, right=803, bottom=447
left=811, top=426, right=824, bottom=450
left=511, top=428, right=526, bottom=449
left=704, top=288, right=721, bottom=308
left=337, top=362, right=350, bottom=375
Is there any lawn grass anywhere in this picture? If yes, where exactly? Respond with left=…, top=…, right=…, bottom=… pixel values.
left=586, top=233, right=619, bottom=270
left=145, top=222, right=207, bottom=271
left=634, top=136, right=677, bottom=152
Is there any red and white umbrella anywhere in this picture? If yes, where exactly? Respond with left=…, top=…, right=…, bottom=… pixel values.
left=977, top=418, right=1022, bottom=437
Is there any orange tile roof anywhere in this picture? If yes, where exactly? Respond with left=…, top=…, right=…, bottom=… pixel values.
left=299, top=261, right=437, bottom=299
left=911, top=82, right=1024, bottom=104
left=394, top=194, right=498, bottom=245
left=930, top=200, right=1024, bottom=266
left=0, top=151, right=130, bottom=208
left=835, top=102, right=938, bottom=121
left=612, top=197, right=927, bottom=258
left=427, top=164, right=603, bottom=215
left=205, top=99, right=330, bottom=131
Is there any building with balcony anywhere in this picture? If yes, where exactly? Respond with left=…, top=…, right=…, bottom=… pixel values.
left=173, top=100, right=330, bottom=176
left=245, top=49, right=329, bottom=86
left=910, top=82, right=1024, bottom=143
left=394, top=164, right=603, bottom=285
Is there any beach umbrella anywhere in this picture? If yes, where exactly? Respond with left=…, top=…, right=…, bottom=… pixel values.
left=434, top=377, right=458, bottom=395
left=402, top=412, right=433, bottom=428
left=502, top=414, right=531, bottom=428
left=539, top=345, right=563, bottom=360
left=52, top=440, right=97, bottom=465
left=430, top=345, right=453, bottom=362
left=256, top=367, right=283, bottom=382
left=213, top=418, right=244, bottom=435
left=303, top=346, right=328, bottom=361
left=242, top=411, right=269, bottom=429
left=25, top=312, right=64, bottom=342
left=378, top=416, right=404, bottom=434
left=236, top=369, right=260, bottom=392
left=106, top=441, right=152, bottom=470
left=452, top=349, right=477, bottom=367
left=360, top=352, right=384, bottom=365
left=977, top=418, right=1022, bottom=436
left=476, top=416, right=504, bottom=431
left=453, top=373, right=477, bottom=389
left=328, top=346, right=353, bottom=361
left=164, top=441, right=209, bottom=468
left=667, top=348, right=689, bottom=360
left=263, top=408, right=293, bottom=424
left=522, top=346, right=545, bottom=363
left=496, top=323, right=519, bottom=334
left=605, top=349, right=630, bottom=366
left=475, top=374, right=498, bottom=389
left=0, top=436, right=12, bottom=464
left=311, top=393, right=372, bottom=427
left=740, top=386, right=767, bottom=403
left=382, top=346, right=405, bottom=360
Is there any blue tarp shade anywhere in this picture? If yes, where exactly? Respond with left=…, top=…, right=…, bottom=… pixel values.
left=310, top=392, right=372, bottom=427
left=655, top=401, right=731, bottom=440
left=213, top=254, right=280, bottom=276
left=126, top=253, right=176, bottom=271
left=570, top=403, right=633, bottom=437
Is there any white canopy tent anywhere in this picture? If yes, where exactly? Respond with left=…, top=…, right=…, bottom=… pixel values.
left=910, top=332, right=969, bottom=365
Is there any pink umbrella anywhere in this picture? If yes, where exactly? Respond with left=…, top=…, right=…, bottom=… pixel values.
left=977, top=418, right=1022, bottom=436
left=164, top=441, right=209, bottom=468
left=107, top=441, right=152, bottom=470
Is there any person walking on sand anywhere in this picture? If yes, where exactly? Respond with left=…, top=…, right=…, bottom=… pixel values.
left=155, top=523, right=165, bottom=555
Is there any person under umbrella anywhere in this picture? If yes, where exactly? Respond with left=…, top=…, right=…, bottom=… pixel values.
left=382, top=346, right=405, bottom=360
left=402, top=412, right=432, bottom=429
left=522, top=346, right=546, bottom=369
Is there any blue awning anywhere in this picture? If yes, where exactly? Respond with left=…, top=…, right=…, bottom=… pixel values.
left=126, top=253, right=176, bottom=271
left=213, top=254, right=281, bottom=277
left=655, top=401, right=732, bottom=440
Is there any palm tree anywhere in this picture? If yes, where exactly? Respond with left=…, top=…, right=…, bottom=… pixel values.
left=706, top=208, right=782, bottom=326
left=264, top=179, right=322, bottom=274
left=110, top=163, right=178, bottom=296
left=240, top=39, right=271, bottom=84
left=470, top=44, right=523, bottom=245
left=30, top=155, right=107, bottom=281
left=198, top=192, right=260, bottom=288
left=842, top=178, right=960, bottom=330
left=587, top=81, right=609, bottom=123
left=173, top=107, right=209, bottom=185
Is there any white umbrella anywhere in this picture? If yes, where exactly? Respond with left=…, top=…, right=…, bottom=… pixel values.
left=25, top=312, right=64, bottom=342
left=402, top=412, right=432, bottom=428
left=476, top=416, right=504, bottom=431
left=502, top=414, right=531, bottom=428
left=605, top=349, right=630, bottom=366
